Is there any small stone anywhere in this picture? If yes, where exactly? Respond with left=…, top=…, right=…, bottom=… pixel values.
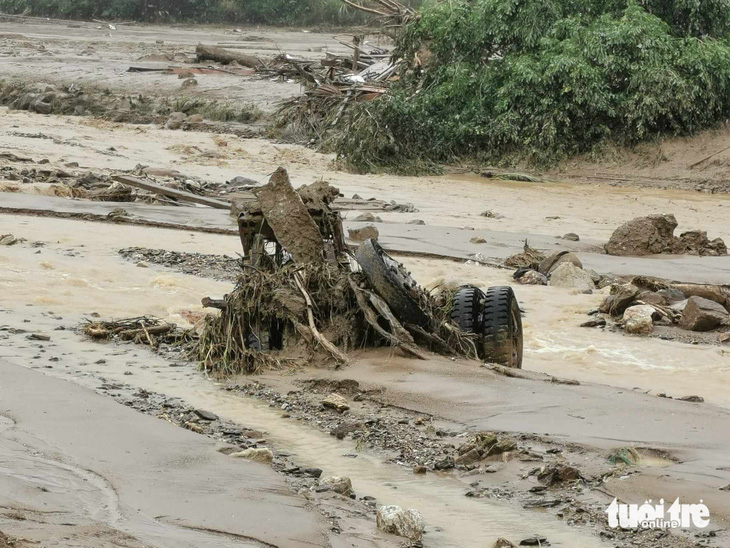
left=623, top=305, right=655, bottom=335
left=376, top=505, right=425, bottom=541
left=434, top=456, right=454, bottom=470
left=229, top=447, right=274, bottom=465
left=136, top=261, right=148, bottom=268
left=181, top=78, right=198, bottom=89
left=320, top=475, right=352, bottom=495
left=348, top=225, right=379, bottom=242
left=194, top=409, right=218, bottom=421
left=408, top=219, right=426, bottom=225
left=302, top=467, right=323, bottom=478
left=580, top=318, right=606, bottom=328
left=321, top=393, right=350, bottom=413
left=677, top=395, right=704, bottom=403
left=561, top=233, right=580, bottom=241
left=166, top=111, right=188, bottom=130
left=0, top=234, right=18, bottom=246
left=538, top=251, right=582, bottom=275
left=493, top=538, right=518, bottom=548
left=470, top=237, right=487, bottom=244
left=413, top=465, right=427, bottom=474
left=187, top=114, right=204, bottom=123
left=609, top=284, right=640, bottom=315
left=481, top=210, right=504, bottom=219
left=517, top=270, right=547, bottom=285
left=520, top=536, right=549, bottom=546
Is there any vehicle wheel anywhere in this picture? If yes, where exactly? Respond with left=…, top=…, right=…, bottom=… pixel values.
left=481, top=286, right=523, bottom=368
left=451, top=286, right=485, bottom=333
left=355, top=239, right=430, bottom=328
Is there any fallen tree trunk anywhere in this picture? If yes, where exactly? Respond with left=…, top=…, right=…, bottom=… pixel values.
left=196, top=45, right=263, bottom=68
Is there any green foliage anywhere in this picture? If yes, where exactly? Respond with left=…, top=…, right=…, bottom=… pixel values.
left=0, top=0, right=368, bottom=25
left=336, top=0, right=730, bottom=172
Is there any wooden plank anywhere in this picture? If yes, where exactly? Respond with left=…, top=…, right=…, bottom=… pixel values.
left=112, top=175, right=231, bottom=209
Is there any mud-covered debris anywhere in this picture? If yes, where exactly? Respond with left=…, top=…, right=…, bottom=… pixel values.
left=504, top=241, right=545, bottom=269
left=481, top=210, right=504, bottom=219
left=536, top=463, right=581, bottom=486
left=677, top=395, right=704, bottom=402
left=230, top=447, right=274, bottom=464
left=607, top=447, right=641, bottom=466
left=376, top=505, right=425, bottom=541
left=26, top=333, right=51, bottom=341
left=320, top=475, right=353, bottom=495
left=679, top=296, right=730, bottom=331
left=470, top=236, right=487, bottom=244
left=321, top=393, right=350, bottom=413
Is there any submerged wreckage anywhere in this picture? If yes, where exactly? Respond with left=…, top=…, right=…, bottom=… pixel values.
left=198, top=167, right=523, bottom=373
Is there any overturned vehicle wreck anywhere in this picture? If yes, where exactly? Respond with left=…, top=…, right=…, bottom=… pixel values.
left=198, top=167, right=522, bottom=373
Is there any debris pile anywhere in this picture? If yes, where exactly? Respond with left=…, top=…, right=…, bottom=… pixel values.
left=81, top=316, right=192, bottom=348
left=605, top=214, right=727, bottom=257
left=511, top=250, right=609, bottom=292
left=196, top=167, right=475, bottom=374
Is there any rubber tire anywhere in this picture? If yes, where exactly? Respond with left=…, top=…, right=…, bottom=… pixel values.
left=481, top=286, right=523, bottom=368
left=451, top=286, right=485, bottom=333
left=355, top=239, right=430, bottom=328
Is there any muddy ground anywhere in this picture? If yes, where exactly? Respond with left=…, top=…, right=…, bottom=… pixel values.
left=1, top=15, right=730, bottom=548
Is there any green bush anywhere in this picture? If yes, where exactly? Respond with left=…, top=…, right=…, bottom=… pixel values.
left=0, top=0, right=368, bottom=24
left=335, top=0, right=730, bottom=172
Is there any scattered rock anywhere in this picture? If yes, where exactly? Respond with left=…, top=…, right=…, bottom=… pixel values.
left=376, top=505, right=425, bottom=541
left=538, top=251, right=582, bottom=275
left=321, top=393, right=350, bottom=413
left=493, top=539, right=518, bottom=548
left=561, top=232, right=580, bottom=241
left=636, top=291, right=667, bottom=307
left=677, top=230, right=727, bottom=256
left=537, top=463, right=581, bottom=486
left=657, top=288, right=686, bottom=304
left=517, top=270, right=547, bottom=285
left=348, top=225, right=379, bottom=242
left=194, top=409, right=218, bottom=421
left=580, top=318, right=606, bottom=328
left=408, top=219, right=426, bottom=225
left=413, top=465, right=427, bottom=474
left=229, top=447, right=274, bottom=464
left=609, top=284, right=640, bottom=316
left=679, top=296, right=730, bottom=332
left=605, top=214, right=678, bottom=256
left=26, top=334, right=51, bottom=341
left=181, top=78, right=198, bottom=89
left=166, top=111, right=188, bottom=130
left=677, top=395, right=704, bottom=403
left=607, top=447, right=641, bottom=466
left=470, top=237, right=487, bottom=244
left=520, top=536, right=549, bottom=546
left=107, top=207, right=130, bottom=219
left=354, top=212, right=382, bottom=223
left=547, top=263, right=594, bottom=292
left=481, top=210, right=504, bottom=219
left=623, top=305, right=655, bottom=335
left=434, top=456, right=455, bottom=470
left=0, top=234, right=18, bottom=246
left=320, top=475, right=353, bottom=495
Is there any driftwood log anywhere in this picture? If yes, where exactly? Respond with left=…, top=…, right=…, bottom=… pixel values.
left=196, top=44, right=263, bottom=68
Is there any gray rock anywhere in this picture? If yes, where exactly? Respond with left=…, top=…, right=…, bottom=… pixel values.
left=517, top=270, right=547, bottom=285
left=623, top=305, right=655, bottom=335
left=376, top=505, right=425, bottom=541
left=658, top=288, right=686, bottom=304
left=609, top=284, right=640, bottom=315
left=166, top=111, right=188, bottom=130
left=547, top=263, right=594, bottom=292
left=408, top=219, right=426, bottom=225
left=679, top=296, right=730, bottom=332
left=636, top=291, right=667, bottom=307
left=562, top=232, right=580, bottom=241
left=194, top=409, right=218, bottom=421
left=320, top=475, right=352, bottom=495
left=538, top=251, right=582, bottom=275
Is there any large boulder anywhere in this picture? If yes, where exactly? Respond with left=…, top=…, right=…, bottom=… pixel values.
left=538, top=251, right=582, bottom=275
left=679, top=296, right=730, bottom=332
left=605, top=214, right=678, bottom=256
left=623, top=305, right=655, bottom=335
left=676, top=230, right=728, bottom=256
left=376, top=505, right=425, bottom=541
left=547, top=263, right=594, bottom=292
